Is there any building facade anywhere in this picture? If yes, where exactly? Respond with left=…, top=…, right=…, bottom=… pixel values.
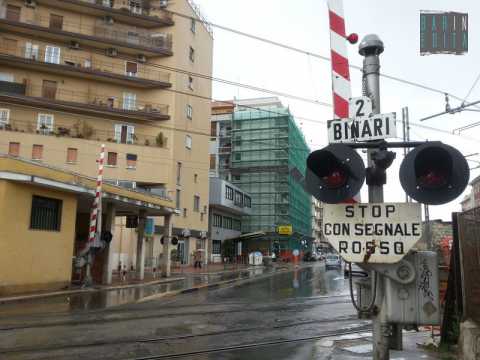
left=0, top=0, right=213, bottom=276
left=208, top=177, right=251, bottom=263
left=210, top=98, right=313, bottom=259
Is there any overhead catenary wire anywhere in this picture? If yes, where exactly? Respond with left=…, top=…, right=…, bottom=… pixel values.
left=168, top=9, right=479, bottom=108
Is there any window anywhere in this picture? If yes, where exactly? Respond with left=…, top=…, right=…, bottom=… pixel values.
left=9, top=142, right=19, bottom=157
left=233, top=219, right=241, bottom=231
left=30, top=195, right=62, bottom=231
left=42, top=80, right=57, bottom=100
left=188, top=76, right=194, bottom=90
left=175, top=189, right=181, bottom=209
left=45, top=46, right=61, bottom=64
left=49, top=14, right=64, bottom=30
left=37, top=113, right=54, bottom=132
left=212, top=240, right=221, bottom=255
left=209, top=155, right=216, bottom=170
left=194, top=174, right=198, bottom=183
left=244, top=195, right=251, bottom=208
left=190, top=18, right=196, bottom=33
left=114, top=124, right=135, bottom=144
left=25, top=42, right=39, bottom=60
left=0, top=108, right=10, bottom=126
left=32, top=144, right=43, bottom=160
left=122, top=92, right=137, bottom=110
left=125, top=61, right=138, bottom=77
left=213, top=214, right=222, bottom=227
left=234, top=152, right=241, bottom=161
left=107, top=152, right=117, bottom=166
left=66, top=148, right=77, bottom=163
left=225, top=185, right=234, bottom=200
left=176, top=162, right=182, bottom=185
left=200, top=212, right=204, bottom=222
left=186, top=104, right=193, bottom=120
left=223, top=216, right=233, bottom=230
left=210, top=121, right=217, bottom=137
left=6, top=4, right=21, bottom=21
left=189, top=46, right=195, bottom=62
left=126, top=153, right=137, bottom=169
left=183, top=208, right=187, bottom=218
left=185, top=135, right=192, bottom=149
left=129, top=0, right=142, bottom=14
left=234, top=191, right=243, bottom=207
left=193, top=195, right=200, bottom=212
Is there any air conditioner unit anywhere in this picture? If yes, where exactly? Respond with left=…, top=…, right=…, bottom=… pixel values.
left=159, top=0, right=168, bottom=8
left=103, top=15, right=114, bottom=25
left=25, top=0, right=37, bottom=8
left=69, top=41, right=80, bottom=50
left=106, top=48, right=118, bottom=57
left=137, top=54, right=147, bottom=63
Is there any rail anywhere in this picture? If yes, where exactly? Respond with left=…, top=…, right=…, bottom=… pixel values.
left=0, top=118, right=168, bottom=148
left=0, top=44, right=170, bottom=83
left=0, top=13, right=172, bottom=51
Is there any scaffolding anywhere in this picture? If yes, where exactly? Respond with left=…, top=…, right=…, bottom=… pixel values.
left=230, top=104, right=312, bottom=252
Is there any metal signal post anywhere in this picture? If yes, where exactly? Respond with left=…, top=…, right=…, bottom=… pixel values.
left=358, top=34, right=390, bottom=360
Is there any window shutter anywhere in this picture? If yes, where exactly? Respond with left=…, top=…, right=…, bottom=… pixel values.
left=67, top=148, right=77, bottom=163
left=8, top=142, right=20, bottom=156
left=0, top=109, right=10, bottom=124
left=107, top=152, right=117, bottom=166
left=126, top=62, right=138, bottom=74
left=32, top=144, right=43, bottom=160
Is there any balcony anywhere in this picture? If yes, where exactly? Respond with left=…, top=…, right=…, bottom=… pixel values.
left=0, top=13, right=172, bottom=57
left=35, top=0, right=174, bottom=28
left=0, top=81, right=170, bottom=121
left=0, top=44, right=171, bottom=89
left=0, top=117, right=169, bottom=148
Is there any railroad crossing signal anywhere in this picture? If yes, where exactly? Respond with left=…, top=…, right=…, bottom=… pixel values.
left=307, top=141, right=469, bottom=206
left=400, top=142, right=470, bottom=205
left=305, top=143, right=365, bottom=204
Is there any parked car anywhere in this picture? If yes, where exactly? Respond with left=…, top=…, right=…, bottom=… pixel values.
left=303, top=251, right=317, bottom=262
left=325, top=254, right=342, bottom=270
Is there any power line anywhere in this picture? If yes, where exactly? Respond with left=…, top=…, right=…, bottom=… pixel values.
left=169, top=9, right=477, bottom=108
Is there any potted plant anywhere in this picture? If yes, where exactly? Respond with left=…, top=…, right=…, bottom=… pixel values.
left=156, top=132, right=165, bottom=147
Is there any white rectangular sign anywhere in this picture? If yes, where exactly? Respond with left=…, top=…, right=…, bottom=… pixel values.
left=349, top=96, right=373, bottom=119
left=323, top=203, right=422, bottom=264
left=328, top=112, right=397, bottom=143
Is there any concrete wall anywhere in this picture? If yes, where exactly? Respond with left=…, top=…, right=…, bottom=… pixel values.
left=0, top=180, right=77, bottom=295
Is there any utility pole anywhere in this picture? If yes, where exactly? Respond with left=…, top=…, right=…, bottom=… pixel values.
left=358, top=34, right=390, bottom=360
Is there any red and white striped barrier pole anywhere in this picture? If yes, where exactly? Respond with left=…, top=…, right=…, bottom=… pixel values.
left=328, top=0, right=353, bottom=119
left=328, top=0, right=358, bottom=202
left=89, top=144, right=105, bottom=246
left=84, top=144, right=106, bottom=285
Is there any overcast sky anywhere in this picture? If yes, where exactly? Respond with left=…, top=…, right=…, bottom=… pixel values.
left=193, top=0, right=479, bottom=221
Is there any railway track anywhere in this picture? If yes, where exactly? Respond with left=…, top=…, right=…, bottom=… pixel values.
left=133, top=326, right=373, bottom=359
left=0, top=297, right=352, bottom=331
left=0, top=316, right=367, bottom=355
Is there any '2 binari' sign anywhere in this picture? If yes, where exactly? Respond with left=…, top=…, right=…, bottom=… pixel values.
left=323, top=203, right=422, bottom=264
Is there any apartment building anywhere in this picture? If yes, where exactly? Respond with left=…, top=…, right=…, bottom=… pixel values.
left=0, top=0, right=213, bottom=277
left=210, top=98, right=313, bottom=260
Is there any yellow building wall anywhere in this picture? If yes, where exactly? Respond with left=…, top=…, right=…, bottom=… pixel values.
left=0, top=181, right=77, bottom=295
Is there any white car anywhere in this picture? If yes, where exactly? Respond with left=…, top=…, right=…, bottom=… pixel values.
left=325, top=254, right=342, bottom=270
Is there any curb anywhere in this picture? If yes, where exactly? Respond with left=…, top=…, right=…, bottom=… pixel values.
left=0, top=277, right=186, bottom=304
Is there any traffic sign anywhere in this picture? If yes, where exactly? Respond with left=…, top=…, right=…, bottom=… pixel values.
left=277, top=225, right=293, bottom=235
left=328, top=112, right=397, bottom=143
left=322, top=203, right=422, bottom=263
left=349, top=96, right=373, bottom=119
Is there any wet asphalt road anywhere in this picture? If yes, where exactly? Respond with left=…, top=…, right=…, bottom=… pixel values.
left=0, top=263, right=374, bottom=359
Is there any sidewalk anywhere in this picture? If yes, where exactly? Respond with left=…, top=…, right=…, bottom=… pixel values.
left=0, top=261, right=296, bottom=305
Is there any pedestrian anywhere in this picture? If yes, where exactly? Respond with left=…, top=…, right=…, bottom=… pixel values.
left=122, top=265, right=127, bottom=282
left=152, top=267, right=157, bottom=279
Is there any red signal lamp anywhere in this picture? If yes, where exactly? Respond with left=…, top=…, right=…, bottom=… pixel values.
left=347, top=33, right=359, bottom=44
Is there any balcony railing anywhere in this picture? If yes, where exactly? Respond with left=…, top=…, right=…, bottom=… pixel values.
left=0, top=13, right=172, bottom=53
left=0, top=117, right=169, bottom=148
left=0, top=82, right=169, bottom=119
left=0, top=44, right=171, bottom=85
left=78, top=0, right=173, bottom=21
